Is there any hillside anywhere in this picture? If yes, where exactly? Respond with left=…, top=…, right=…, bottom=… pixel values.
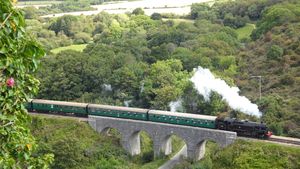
left=30, top=114, right=184, bottom=169
left=236, top=2, right=300, bottom=137
left=30, top=114, right=300, bottom=169
left=174, top=140, right=300, bottom=169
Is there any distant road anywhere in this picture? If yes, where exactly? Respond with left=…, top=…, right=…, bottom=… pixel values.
left=39, top=0, right=214, bottom=18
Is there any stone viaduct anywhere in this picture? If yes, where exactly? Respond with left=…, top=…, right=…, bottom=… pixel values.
left=88, top=115, right=237, bottom=161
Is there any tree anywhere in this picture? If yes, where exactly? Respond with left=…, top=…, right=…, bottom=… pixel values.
left=0, top=0, right=53, bottom=168
left=251, top=4, right=298, bottom=40
left=141, top=59, right=189, bottom=109
left=22, top=6, right=39, bottom=19
left=151, top=13, right=162, bottom=20
left=132, top=8, right=145, bottom=15
left=49, top=15, right=78, bottom=36
left=190, top=3, right=211, bottom=19
left=182, top=83, right=228, bottom=115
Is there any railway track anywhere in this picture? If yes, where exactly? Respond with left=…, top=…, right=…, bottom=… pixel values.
left=268, top=135, right=300, bottom=146
left=239, top=135, right=300, bottom=147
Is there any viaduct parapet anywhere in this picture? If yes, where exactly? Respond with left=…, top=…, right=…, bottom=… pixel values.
left=88, top=115, right=236, bottom=161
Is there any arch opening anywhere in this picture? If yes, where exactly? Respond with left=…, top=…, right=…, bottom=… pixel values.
left=130, top=130, right=154, bottom=164
left=101, top=127, right=122, bottom=145
left=194, top=139, right=220, bottom=161
left=161, top=134, right=187, bottom=158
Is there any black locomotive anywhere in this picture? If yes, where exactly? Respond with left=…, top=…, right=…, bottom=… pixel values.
left=216, top=117, right=272, bottom=138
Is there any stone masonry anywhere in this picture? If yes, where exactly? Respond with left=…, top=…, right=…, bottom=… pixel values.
left=88, top=115, right=236, bottom=161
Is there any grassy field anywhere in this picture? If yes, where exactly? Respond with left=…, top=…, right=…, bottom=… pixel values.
left=18, top=0, right=62, bottom=5
left=235, top=23, right=256, bottom=40
left=30, top=114, right=184, bottom=169
left=50, top=44, right=87, bottom=54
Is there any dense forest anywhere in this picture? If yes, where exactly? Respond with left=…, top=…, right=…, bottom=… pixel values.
left=22, top=0, right=300, bottom=138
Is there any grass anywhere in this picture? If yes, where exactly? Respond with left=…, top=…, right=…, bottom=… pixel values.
left=235, top=23, right=255, bottom=40
left=50, top=44, right=87, bottom=54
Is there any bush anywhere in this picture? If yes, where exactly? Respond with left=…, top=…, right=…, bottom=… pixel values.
left=267, top=45, right=284, bottom=60
left=132, top=8, right=145, bottom=15
left=74, top=32, right=91, bottom=44
left=288, top=128, right=300, bottom=138
left=280, top=74, right=295, bottom=85
left=269, top=123, right=283, bottom=135
left=223, top=13, right=248, bottom=29
left=52, top=137, right=85, bottom=169
left=151, top=13, right=162, bottom=20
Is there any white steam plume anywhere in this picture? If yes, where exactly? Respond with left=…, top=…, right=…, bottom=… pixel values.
left=190, top=66, right=261, bottom=117
left=169, top=99, right=183, bottom=112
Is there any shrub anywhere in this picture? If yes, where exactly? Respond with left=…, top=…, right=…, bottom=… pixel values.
left=132, top=8, right=145, bottom=15
left=74, top=32, right=91, bottom=44
left=151, top=13, right=162, bottom=20
left=267, top=45, right=284, bottom=60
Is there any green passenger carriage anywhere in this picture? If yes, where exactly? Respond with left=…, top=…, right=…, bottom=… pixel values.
left=88, top=104, right=149, bottom=121
left=32, top=99, right=87, bottom=115
left=148, top=110, right=216, bottom=128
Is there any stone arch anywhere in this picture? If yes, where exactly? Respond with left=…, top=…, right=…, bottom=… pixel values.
left=124, top=129, right=155, bottom=156
left=98, top=126, right=123, bottom=135
left=192, top=138, right=221, bottom=161
left=158, top=133, right=187, bottom=157
left=100, top=126, right=122, bottom=136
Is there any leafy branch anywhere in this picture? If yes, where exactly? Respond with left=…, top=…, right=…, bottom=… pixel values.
left=0, top=12, right=13, bottom=29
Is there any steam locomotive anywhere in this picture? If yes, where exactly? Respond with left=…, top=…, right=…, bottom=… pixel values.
left=26, top=99, right=272, bottom=138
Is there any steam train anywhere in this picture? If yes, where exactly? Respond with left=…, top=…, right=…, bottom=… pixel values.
left=26, top=99, right=272, bottom=138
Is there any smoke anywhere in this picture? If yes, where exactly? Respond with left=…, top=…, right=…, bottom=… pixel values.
left=169, top=99, right=183, bottom=112
left=140, top=82, right=144, bottom=93
left=102, top=84, right=112, bottom=91
left=124, top=100, right=132, bottom=107
left=190, top=66, right=261, bottom=117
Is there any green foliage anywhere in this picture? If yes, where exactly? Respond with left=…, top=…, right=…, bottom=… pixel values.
left=236, top=1, right=300, bottom=137
left=31, top=115, right=181, bottom=169
left=74, top=32, right=91, bottom=44
left=150, top=13, right=162, bottom=20
left=175, top=140, right=300, bottom=169
left=39, top=0, right=95, bottom=14
left=142, top=59, right=189, bottom=109
left=49, top=15, right=78, bottom=36
left=235, top=23, right=255, bottom=40
left=223, top=13, right=248, bottom=29
left=190, top=3, right=216, bottom=21
left=32, top=0, right=300, bottom=139
left=50, top=44, right=87, bottom=54
left=267, top=44, right=284, bottom=60
left=132, top=8, right=145, bottom=15
left=22, top=6, right=39, bottom=19
left=0, top=0, right=53, bottom=168
left=31, top=115, right=132, bottom=169
left=251, top=2, right=300, bottom=39
left=182, top=83, right=228, bottom=115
